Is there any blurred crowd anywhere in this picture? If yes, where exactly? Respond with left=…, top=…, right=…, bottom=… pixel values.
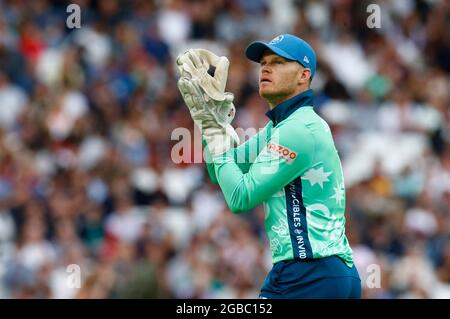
left=0, top=0, right=449, bottom=299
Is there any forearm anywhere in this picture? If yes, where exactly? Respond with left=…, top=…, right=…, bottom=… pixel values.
left=204, top=141, right=247, bottom=185
left=212, top=152, right=257, bottom=213
left=204, top=123, right=270, bottom=183
left=211, top=121, right=314, bottom=214
left=204, top=138, right=218, bottom=184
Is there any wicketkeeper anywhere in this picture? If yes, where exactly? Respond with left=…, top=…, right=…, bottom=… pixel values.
left=176, top=34, right=361, bottom=299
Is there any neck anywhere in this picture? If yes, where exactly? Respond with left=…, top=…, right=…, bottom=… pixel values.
left=264, top=89, right=314, bottom=126
left=267, top=87, right=309, bottom=110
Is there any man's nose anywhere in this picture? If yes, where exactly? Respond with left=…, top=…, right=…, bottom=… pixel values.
left=261, top=65, right=271, bottom=74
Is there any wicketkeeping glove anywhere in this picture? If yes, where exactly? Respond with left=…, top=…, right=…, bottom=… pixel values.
left=176, top=49, right=229, bottom=101
left=176, top=49, right=240, bottom=156
left=177, top=76, right=239, bottom=156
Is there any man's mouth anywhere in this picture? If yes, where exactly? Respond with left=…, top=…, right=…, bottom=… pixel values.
left=260, top=77, right=272, bottom=84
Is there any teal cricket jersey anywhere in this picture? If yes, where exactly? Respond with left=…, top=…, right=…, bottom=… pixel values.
left=205, top=89, right=354, bottom=267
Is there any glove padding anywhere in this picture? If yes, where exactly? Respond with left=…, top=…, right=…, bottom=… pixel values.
left=176, top=48, right=240, bottom=156
left=177, top=76, right=239, bottom=156
left=177, top=76, right=236, bottom=129
left=176, top=49, right=229, bottom=102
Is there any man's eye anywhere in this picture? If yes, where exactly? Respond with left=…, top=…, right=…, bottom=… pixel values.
left=275, top=60, right=283, bottom=64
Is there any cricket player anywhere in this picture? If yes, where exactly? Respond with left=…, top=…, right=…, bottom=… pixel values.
left=176, top=34, right=361, bottom=299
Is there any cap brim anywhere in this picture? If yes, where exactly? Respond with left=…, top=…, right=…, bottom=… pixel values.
left=245, top=41, right=297, bottom=63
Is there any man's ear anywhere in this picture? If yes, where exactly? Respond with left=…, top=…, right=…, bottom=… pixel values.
left=298, top=68, right=311, bottom=85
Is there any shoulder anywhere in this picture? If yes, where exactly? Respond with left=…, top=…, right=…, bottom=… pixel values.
left=270, top=114, right=316, bottom=159
left=276, top=107, right=317, bottom=139
left=285, top=107, right=333, bottom=139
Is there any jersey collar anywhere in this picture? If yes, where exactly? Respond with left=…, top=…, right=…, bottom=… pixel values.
left=265, top=89, right=314, bottom=125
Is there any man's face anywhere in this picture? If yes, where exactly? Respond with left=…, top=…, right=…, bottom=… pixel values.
left=258, top=50, right=305, bottom=105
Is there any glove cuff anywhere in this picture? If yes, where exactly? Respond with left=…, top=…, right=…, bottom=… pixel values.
left=203, top=125, right=239, bottom=157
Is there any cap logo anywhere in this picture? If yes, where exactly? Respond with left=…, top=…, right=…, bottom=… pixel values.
left=270, top=35, right=284, bottom=45
left=303, top=56, right=309, bottom=64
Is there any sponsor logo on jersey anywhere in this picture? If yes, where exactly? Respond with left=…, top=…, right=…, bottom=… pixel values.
left=288, top=182, right=307, bottom=259
left=267, top=142, right=297, bottom=162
